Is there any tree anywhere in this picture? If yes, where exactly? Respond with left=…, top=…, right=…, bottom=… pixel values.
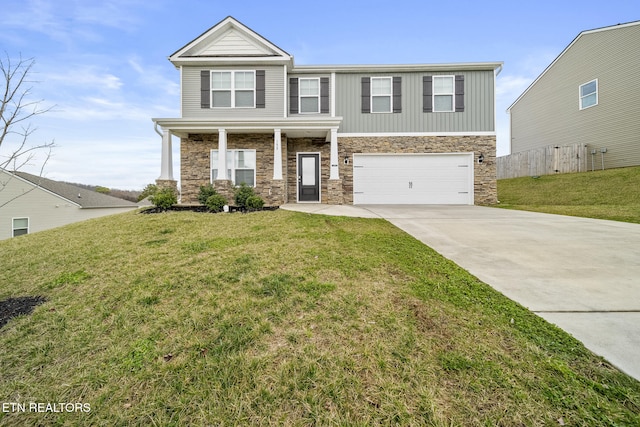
left=0, top=53, right=55, bottom=208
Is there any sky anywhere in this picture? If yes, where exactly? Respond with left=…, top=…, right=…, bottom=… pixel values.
left=1, top=0, right=638, bottom=190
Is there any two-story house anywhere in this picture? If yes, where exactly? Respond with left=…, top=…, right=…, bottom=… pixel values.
left=153, top=16, right=501, bottom=206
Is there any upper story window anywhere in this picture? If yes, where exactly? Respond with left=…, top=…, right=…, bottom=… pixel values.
left=433, top=76, right=455, bottom=112
left=579, top=79, right=598, bottom=110
left=299, top=78, right=320, bottom=113
left=12, top=218, right=29, bottom=237
left=361, top=76, right=401, bottom=114
left=211, top=71, right=255, bottom=108
left=371, top=77, right=393, bottom=113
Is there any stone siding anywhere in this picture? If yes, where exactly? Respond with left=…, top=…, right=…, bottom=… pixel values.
left=180, top=133, right=497, bottom=206
left=336, top=135, right=497, bottom=205
left=180, top=133, right=288, bottom=205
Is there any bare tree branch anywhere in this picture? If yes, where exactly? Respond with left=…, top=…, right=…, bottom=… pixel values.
left=0, top=52, right=56, bottom=208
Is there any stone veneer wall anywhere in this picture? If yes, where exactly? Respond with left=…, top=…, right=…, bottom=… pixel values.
left=336, top=135, right=497, bottom=205
left=181, top=133, right=497, bottom=206
left=180, top=133, right=288, bottom=205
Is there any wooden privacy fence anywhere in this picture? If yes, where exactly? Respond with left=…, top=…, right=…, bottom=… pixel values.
left=497, top=144, right=588, bottom=179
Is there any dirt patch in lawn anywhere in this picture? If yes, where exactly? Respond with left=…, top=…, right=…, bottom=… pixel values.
left=0, top=296, right=47, bottom=329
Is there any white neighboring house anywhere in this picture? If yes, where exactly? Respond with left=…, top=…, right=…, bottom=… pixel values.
left=0, top=170, right=139, bottom=240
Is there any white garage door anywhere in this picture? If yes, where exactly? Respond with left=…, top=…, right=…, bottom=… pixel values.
left=353, top=153, right=474, bottom=205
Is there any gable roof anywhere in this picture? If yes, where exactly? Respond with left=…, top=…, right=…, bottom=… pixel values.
left=5, top=170, right=138, bottom=209
left=169, top=16, right=292, bottom=67
left=507, top=20, right=640, bottom=112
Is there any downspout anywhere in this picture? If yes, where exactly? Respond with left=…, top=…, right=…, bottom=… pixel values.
left=154, top=121, right=163, bottom=137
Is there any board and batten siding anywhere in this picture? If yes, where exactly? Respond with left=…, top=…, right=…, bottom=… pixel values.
left=335, top=70, right=495, bottom=133
left=510, top=23, right=640, bottom=170
left=182, top=65, right=285, bottom=119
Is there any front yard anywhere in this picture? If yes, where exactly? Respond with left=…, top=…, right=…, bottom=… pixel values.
left=1, top=210, right=639, bottom=425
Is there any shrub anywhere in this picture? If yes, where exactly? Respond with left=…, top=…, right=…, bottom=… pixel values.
left=138, top=183, right=158, bottom=202
left=150, top=187, right=177, bottom=210
left=205, top=194, right=228, bottom=213
left=245, top=195, right=264, bottom=211
left=198, top=184, right=218, bottom=205
left=234, top=183, right=255, bottom=208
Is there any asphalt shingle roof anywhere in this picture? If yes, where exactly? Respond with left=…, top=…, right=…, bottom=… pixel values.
left=11, top=171, right=139, bottom=208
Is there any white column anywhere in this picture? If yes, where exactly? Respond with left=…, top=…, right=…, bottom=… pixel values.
left=329, top=128, right=339, bottom=180
left=217, top=128, right=227, bottom=180
left=273, top=128, right=283, bottom=180
left=158, top=129, right=174, bottom=181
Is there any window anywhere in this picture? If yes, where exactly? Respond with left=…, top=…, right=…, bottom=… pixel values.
left=371, top=77, right=392, bottom=113
left=433, top=76, right=454, bottom=112
left=580, top=79, right=598, bottom=110
left=211, top=149, right=256, bottom=187
left=211, top=71, right=255, bottom=108
left=12, top=218, right=28, bottom=237
left=299, top=78, right=320, bottom=113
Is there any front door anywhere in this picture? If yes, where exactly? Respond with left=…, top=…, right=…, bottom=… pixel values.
left=298, top=153, right=320, bottom=202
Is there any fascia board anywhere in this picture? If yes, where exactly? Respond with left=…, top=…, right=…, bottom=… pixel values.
left=291, top=62, right=503, bottom=74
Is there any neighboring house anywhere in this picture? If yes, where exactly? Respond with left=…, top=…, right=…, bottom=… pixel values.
left=153, top=16, right=502, bottom=206
left=507, top=20, right=640, bottom=171
left=0, top=170, right=139, bottom=240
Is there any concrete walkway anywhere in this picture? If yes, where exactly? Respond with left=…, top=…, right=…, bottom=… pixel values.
left=281, top=204, right=640, bottom=381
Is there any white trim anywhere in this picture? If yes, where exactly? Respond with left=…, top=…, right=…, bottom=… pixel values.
left=370, top=76, right=393, bottom=113
left=330, top=72, right=336, bottom=118
left=338, top=131, right=496, bottom=137
left=298, top=77, right=320, bottom=114
left=210, top=70, right=256, bottom=109
left=296, top=152, right=321, bottom=203
left=579, top=78, right=598, bottom=110
left=433, top=75, right=455, bottom=113
left=12, top=217, right=29, bottom=237
left=292, top=62, right=503, bottom=74
left=283, top=65, right=288, bottom=118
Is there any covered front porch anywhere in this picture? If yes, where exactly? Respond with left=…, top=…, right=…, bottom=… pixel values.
left=152, top=117, right=343, bottom=205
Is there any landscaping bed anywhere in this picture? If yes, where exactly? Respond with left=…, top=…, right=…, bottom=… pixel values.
left=139, top=204, right=280, bottom=214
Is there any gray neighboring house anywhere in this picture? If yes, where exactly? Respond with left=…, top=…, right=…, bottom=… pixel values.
left=507, top=20, right=640, bottom=170
left=0, top=170, right=139, bottom=240
left=153, top=16, right=502, bottom=206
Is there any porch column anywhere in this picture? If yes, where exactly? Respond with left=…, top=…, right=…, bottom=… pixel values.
left=216, top=128, right=227, bottom=180
left=158, top=129, right=174, bottom=181
left=329, top=128, right=339, bottom=180
left=273, top=128, right=283, bottom=180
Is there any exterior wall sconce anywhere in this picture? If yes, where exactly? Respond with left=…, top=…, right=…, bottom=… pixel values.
left=344, top=156, right=349, bottom=165
left=478, top=153, right=484, bottom=164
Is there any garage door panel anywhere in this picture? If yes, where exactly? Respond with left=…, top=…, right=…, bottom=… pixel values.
left=353, top=153, right=473, bottom=205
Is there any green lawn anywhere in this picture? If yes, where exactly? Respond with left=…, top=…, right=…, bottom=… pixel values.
left=497, top=166, right=640, bottom=223
left=1, top=210, right=639, bottom=425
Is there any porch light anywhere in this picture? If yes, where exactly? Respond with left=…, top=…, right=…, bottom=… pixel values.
left=344, top=156, right=349, bottom=165
left=478, top=153, right=484, bottom=164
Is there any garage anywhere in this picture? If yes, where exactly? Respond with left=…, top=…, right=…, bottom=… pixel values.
left=352, top=153, right=474, bottom=205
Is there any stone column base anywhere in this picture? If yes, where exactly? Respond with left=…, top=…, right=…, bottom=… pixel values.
left=327, top=179, right=344, bottom=205
left=213, top=180, right=235, bottom=204
left=156, top=179, right=178, bottom=193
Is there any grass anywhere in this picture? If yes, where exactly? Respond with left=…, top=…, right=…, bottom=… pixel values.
left=497, top=166, right=640, bottom=223
left=1, top=209, right=639, bottom=425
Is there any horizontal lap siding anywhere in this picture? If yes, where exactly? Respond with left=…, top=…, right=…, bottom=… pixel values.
left=335, top=70, right=495, bottom=133
left=510, top=24, right=640, bottom=169
left=182, top=66, right=285, bottom=118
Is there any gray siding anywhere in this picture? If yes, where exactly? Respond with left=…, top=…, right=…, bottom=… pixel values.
left=182, top=65, right=285, bottom=119
left=510, top=23, right=640, bottom=169
left=335, top=70, right=495, bottom=133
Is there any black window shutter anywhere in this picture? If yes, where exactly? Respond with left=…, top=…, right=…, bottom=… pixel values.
left=201, top=70, right=210, bottom=109
left=393, top=76, right=402, bottom=113
left=423, top=75, right=433, bottom=113
left=256, top=70, right=265, bottom=108
left=361, top=77, right=371, bottom=113
left=320, top=77, right=329, bottom=114
left=455, top=75, right=465, bottom=112
left=289, top=78, right=299, bottom=114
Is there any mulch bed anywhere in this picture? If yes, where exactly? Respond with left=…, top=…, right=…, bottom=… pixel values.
left=0, top=296, right=47, bottom=329
left=140, top=205, right=280, bottom=214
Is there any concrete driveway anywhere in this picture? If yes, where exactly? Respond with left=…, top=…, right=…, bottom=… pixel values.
left=358, top=205, right=640, bottom=381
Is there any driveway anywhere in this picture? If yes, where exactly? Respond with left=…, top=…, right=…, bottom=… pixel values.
left=360, top=205, right=640, bottom=381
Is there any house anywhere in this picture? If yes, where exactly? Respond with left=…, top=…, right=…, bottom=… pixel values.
left=0, top=170, right=139, bottom=240
left=152, top=16, right=501, bottom=206
left=507, top=20, right=640, bottom=171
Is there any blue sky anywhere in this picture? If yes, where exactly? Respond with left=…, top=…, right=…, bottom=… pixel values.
left=1, top=0, right=638, bottom=189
